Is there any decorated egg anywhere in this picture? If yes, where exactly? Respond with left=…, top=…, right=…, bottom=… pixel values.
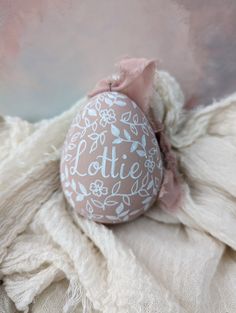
left=60, top=91, right=163, bottom=224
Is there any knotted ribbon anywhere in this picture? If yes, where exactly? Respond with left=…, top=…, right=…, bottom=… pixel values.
left=88, top=57, right=182, bottom=211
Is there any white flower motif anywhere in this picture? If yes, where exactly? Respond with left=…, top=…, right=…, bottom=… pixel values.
left=144, top=156, right=155, bottom=173
left=99, top=109, right=116, bottom=127
left=89, top=179, right=108, bottom=197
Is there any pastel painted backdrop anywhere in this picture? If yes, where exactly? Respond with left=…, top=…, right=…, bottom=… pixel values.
left=0, top=0, right=236, bottom=120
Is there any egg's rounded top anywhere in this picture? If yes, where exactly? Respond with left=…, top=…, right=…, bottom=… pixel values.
left=60, top=91, right=163, bottom=223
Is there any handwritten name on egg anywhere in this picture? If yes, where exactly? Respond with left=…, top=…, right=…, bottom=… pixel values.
left=71, top=141, right=142, bottom=180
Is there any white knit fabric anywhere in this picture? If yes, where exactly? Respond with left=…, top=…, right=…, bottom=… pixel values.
left=0, top=71, right=236, bottom=313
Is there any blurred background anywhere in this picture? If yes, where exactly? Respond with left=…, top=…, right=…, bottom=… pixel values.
left=0, top=0, right=236, bottom=121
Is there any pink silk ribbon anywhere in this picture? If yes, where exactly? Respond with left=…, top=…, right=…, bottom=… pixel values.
left=88, top=57, right=182, bottom=211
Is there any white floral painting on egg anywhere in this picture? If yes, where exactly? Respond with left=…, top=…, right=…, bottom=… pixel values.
left=60, top=92, right=163, bottom=223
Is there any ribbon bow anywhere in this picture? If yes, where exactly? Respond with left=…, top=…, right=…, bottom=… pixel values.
left=88, top=57, right=182, bottom=212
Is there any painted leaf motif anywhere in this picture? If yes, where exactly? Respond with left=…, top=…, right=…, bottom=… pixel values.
left=116, top=203, right=124, bottom=214
left=92, top=121, right=97, bottom=131
left=95, top=100, right=101, bottom=111
left=98, top=94, right=104, bottom=101
left=65, top=190, right=72, bottom=198
left=88, top=133, right=99, bottom=140
left=71, top=132, right=80, bottom=142
left=147, top=180, right=154, bottom=190
left=124, top=129, right=131, bottom=140
left=61, top=173, right=65, bottom=182
left=111, top=124, right=120, bottom=137
left=65, top=181, right=70, bottom=188
left=144, top=202, right=151, bottom=210
left=121, top=111, right=131, bottom=122
left=149, top=147, right=156, bottom=155
left=92, top=214, right=104, bottom=220
left=136, top=150, right=146, bottom=157
left=81, top=128, right=86, bottom=137
left=91, top=199, right=104, bottom=209
left=65, top=165, right=69, bottom=179
left=100, top=133, right=105, bottom=145
left=138, top=189, right=149, bottom=197
left=79, top=183, right=87, bottom=195
left=119, top=210, right=129, bottom=218
left=105, top=200, right=119, bottom=206
left=142, top=196, right=152, bottom=204
left=107, top=93, right=116, bottom=100
left=118, top=93, right=127, bottom=99
left=122, top=195, right=131, bottom=206
left=116, top=100, right=126, bottom=107
left=113, top=138, right=122, bottom=144
left=85, top=118, right=90, bottom=126
left=112, top=181, right=121, bottom=194
left=142, top=135, right=146, bottom=147
left=90, top=141, right=98, bottom=153
left=130, top=125, right=138, bottom=135
left=157, top=160, right=162, bottom=169
left=154, top=177, right=160, bottom=187
left=68, top=143, right=76, bottom=150
left=104, top=97, right=113, bottom=106
left=131, top=100, right=137, bottom=108
left=71, top=179, right=77, bottom=191
left=106, top=215, right=119, bottom=221
left=130, top=141, right=138, bottom=152
left=142, top=172, right=149, bottom=186
left=88, top=109, right=97, bottom=116
left=131, top=180, right=139, bottom=193
left=64, top=154, right=72, bottom=162
left=133, top=114, right=138, bottom=124
left=86, top=201, right=92, bottom=211
left=82, top=109, right=86, bottom=119
left=76, top=193, right=84, bottom=202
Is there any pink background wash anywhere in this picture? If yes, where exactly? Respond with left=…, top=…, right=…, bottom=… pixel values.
left=0, top=0, right=236, bottom=120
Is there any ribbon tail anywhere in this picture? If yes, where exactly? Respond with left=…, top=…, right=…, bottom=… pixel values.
left=158, top=169, right=182, bottom=211
left=88, top=57, right=157, bottom=117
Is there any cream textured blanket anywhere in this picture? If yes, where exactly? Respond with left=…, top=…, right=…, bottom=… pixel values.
left=0, top=71, right=236, bottom=313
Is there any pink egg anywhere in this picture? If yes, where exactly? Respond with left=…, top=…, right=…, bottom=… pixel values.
left=60, top=91, right=163, bottom=224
